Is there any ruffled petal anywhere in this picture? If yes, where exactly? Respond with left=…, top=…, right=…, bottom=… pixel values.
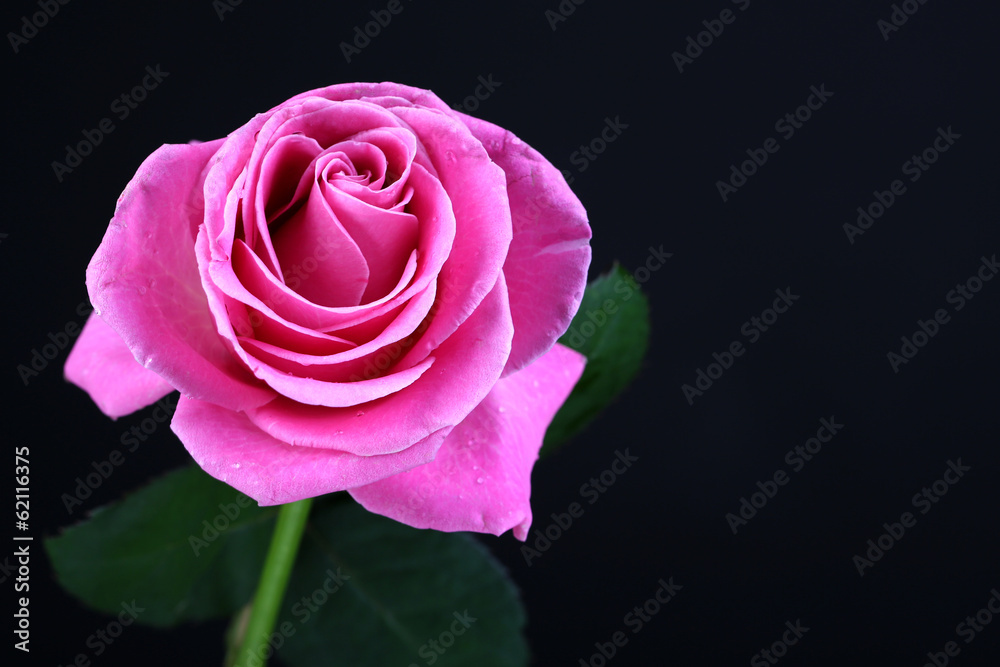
left=457, top=112, right=592, bottom=376
left=86, top=140, right=275, bottom=412
left=348, top=343, right=586, bottom=539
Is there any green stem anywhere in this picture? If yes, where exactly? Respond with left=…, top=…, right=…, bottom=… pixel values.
left=231, top=497, right=313, bottom=667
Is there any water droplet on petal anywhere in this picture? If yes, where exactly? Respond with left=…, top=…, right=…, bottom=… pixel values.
left=498, top=406, right=505, bottom=413
left=445, top=150, right=456, bottom=163
left=233, top=463, right=241, bottom=469
left=355, top=411, right=365, bottom=417
left=137, top=285, right=147, bottom=295
left=476, top=477, right=484, bottom=484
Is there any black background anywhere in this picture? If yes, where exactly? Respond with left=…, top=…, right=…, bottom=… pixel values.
left=3, top=0, right=1000, bottom=665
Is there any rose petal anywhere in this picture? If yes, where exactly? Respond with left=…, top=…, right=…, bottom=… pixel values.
left=349, top=343, right=586, bottom=539
left=285, top=82, right=455, bottom=117
left=171, top=396, right=453, bottom=506
left=257, top=133, right=324, bottom=221
left=65, top=313, right=175, bottom=419
left=383, top=105, right=513, bottom=371
left=236, top=98, right=414, bottom=260
left=245, top=354, right=435, bottom=408
left=210, top=239, right=417, bottom=335
left=252, top=132, right=325, bottom=275
left=456, top=112, right=592, bottom=376
left=320, top=177, right=418, bottom=303
left=215, top=98, right=403, bottom=255
left=86, top=141, right=275, bottom=412
left=206, top=162, right=451, bottom=335
left=245, top=274, right=514, bottom=456
left=328, top=128, right=417, bottom=209
left=235, top=279, right=438, bottom=382
left=270, top=175, right=370, bottom=306
left=277, top=85, right=514, bottom=359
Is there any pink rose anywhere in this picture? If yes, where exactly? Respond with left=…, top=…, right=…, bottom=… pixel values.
left=66, top=82, right=590, bottom=539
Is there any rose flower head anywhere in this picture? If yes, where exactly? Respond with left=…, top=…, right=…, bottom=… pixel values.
left=66, top=82, right=591, bottom=540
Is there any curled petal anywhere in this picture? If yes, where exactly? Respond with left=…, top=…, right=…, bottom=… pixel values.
left=172, top=396, right=452, bottom=505
left=349, top=343, right=586, bottom=539
left=245, top=275, right=514, bottom=456
left=85, top=141, right=274, bottom=412
left=457, top=112, right=592, bottom=376
left=386, top=105, right=513, bottom=371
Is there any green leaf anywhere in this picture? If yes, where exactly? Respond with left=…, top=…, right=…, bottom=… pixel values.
left=273, top=500, right=527, bottom=667
left=46, top=468, right=528, bottom=666
left=542, top=263, right=651, bottom=455
left=45, top=466, right=277, bottom=627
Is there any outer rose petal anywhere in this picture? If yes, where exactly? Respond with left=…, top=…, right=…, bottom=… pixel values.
left=284, top=82, right=456, bottom=116
left=456, top=112, right=592, bottom=377
left=171, top=396, right=452, bottom=505
left=348, top=343, right=586, bottom=540
left=65, top=313, right=175, bottom=418
left=86, top=141, right=275, bottom=413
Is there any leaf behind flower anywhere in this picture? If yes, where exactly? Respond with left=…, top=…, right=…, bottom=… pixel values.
left=275, top=500, right=527, bottom=667
left=45, top=465, right=277, bottom=627
left=542, top=263, right=651, bottom=456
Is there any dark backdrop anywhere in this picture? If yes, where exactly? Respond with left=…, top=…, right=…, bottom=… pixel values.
left=4, top=0, right=1000, bottom=665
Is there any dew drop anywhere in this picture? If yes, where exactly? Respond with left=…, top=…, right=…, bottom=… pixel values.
left=498, top=406, right=505, bottom=413
left=137, top=285, right=147, bottom=295
left=356, top=411, right=365, bottom=417
left=476, top=477, right=484, bottom=484
left=233, top=463, right=241, bottom=469
left=444, top=150, right=456, bottom=163
left=532, top=379, right=539, bottom=388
